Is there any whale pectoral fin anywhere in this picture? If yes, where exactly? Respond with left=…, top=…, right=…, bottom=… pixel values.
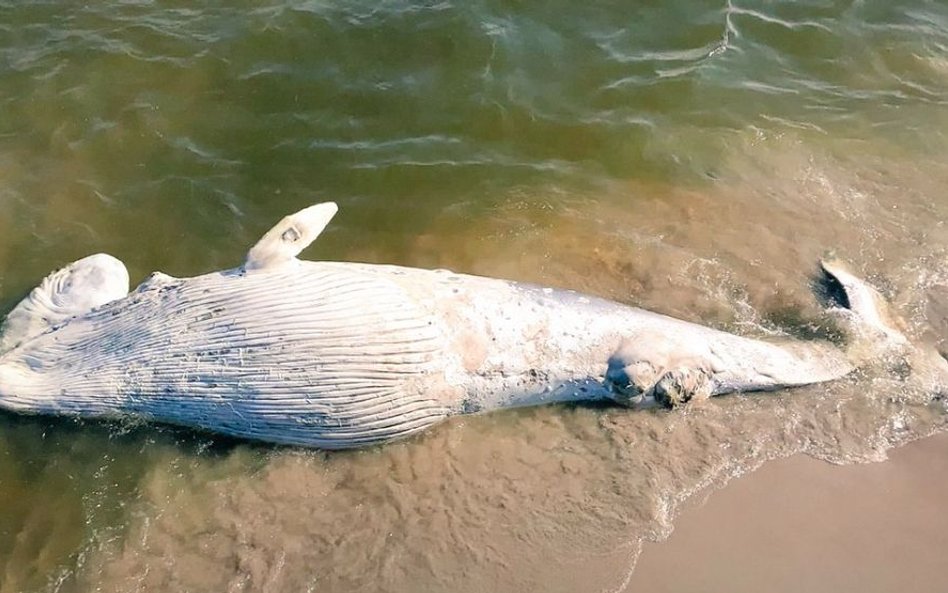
left=243, top=201, right=339, bottom=272
left=0, top=253, right=130, bottom=353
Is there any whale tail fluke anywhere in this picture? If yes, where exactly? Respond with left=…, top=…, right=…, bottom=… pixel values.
left=818, top=258, right=948, bottom=392
left=818, top=258, right=907, bottom=347
left=817, top=258, right=909, bottom=366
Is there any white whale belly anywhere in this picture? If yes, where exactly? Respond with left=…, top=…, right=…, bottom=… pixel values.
left=0, top=264, right=460, bottom=448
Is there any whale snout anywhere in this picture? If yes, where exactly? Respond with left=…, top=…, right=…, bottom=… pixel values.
left=49, top=253, right=130, bottom=313
left=0, top=253, right=130, bottom=354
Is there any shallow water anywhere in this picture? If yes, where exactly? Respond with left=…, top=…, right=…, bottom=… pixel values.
left=1, top=1, right=947, bottom=591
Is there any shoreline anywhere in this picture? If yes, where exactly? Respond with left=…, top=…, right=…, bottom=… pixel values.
left=624, top=431, right=948, bottom=593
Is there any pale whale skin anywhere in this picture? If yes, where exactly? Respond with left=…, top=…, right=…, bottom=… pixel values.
left=0, top=259, right=852, bottom=449
left=0, top=202, right=884, bottom=449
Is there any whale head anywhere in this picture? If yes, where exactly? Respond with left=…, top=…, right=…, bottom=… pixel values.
left=0, top=253, right=129, bottom=353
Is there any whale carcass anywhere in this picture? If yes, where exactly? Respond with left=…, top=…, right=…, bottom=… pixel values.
left=0, top=203, right=907, bottom=448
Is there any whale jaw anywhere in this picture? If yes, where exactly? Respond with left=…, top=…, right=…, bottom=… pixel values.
left=0, top=253, right=129, bottom=355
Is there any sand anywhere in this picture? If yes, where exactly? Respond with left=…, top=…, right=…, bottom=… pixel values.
left=625, top=432, right=948, bottom=593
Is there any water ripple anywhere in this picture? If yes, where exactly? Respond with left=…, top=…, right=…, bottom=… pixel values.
left=727, top=4, right=832, bottom=32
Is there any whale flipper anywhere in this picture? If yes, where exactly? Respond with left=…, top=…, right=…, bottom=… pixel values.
left=0, top=253, right=129, bottom=353
left=244, top=202, right=338, bottom=272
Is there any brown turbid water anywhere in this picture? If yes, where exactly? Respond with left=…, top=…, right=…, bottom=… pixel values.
left=1, top=1, right=948, bottom=591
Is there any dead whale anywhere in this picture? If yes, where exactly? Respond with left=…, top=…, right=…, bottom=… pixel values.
left=0, top=203, right=912, bottom=448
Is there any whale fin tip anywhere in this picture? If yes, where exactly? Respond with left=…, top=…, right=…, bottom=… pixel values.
left=243, top=202, right=339, bottom=272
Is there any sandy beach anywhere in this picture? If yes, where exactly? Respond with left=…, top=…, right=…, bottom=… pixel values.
left=626, top=432, right=948, bottom=593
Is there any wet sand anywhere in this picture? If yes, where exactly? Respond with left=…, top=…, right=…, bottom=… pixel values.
left=626, top=432, right=948, bottom=593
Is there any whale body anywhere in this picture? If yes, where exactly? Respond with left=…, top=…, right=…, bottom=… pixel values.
left=0, top=203, right=899, bottom=449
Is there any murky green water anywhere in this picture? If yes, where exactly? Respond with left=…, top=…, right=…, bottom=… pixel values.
left=1, top=1, right=948, bottom=591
